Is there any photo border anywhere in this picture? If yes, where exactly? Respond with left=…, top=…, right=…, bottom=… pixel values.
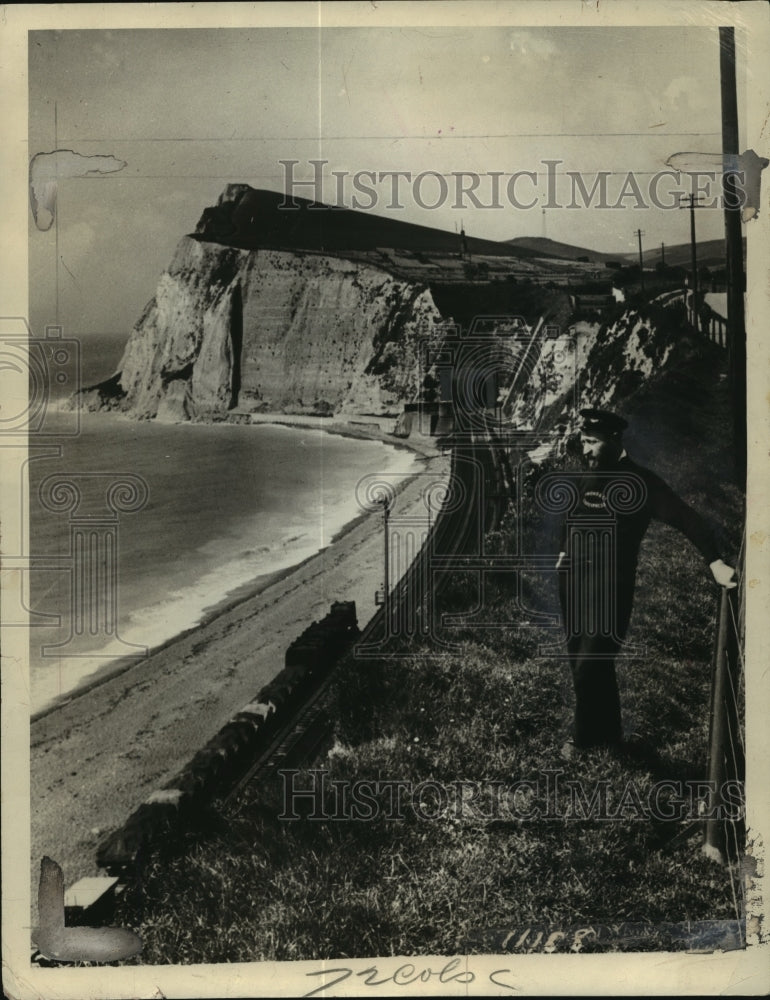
left=2, top=1, right=768, bottom=996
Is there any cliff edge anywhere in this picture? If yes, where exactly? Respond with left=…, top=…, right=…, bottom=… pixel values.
left=78, top=234, right=444, bottom=421
left=74, top=185, right=693, bottom=430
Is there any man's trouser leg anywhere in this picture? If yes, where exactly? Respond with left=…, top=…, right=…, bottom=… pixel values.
left=559, top=548, right=635, bottom=750
left=568, top=634, right=623, bottom=748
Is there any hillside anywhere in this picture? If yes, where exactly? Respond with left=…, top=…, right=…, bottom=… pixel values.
left=505, top=235, right=625, bottom=264
left=197, top=185, right=541, bottom=258
left=509, top=234, right=747, bottom=272
left=639, top=236, right=745, bottom=269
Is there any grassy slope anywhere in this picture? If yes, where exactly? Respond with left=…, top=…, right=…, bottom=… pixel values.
left=506, top=235, right=625, bottom=263
left=116, top=337, right=744, bottom=963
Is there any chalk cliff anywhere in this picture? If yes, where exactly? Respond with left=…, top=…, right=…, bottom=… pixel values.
left=80, top=235, right=444, bottom=421
left=76, top=183, right=687, bottom=429
left=504, top=302, right=687, bottom=459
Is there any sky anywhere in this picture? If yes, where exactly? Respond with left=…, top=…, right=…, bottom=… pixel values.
left=28, top=25, right=747, bottom=340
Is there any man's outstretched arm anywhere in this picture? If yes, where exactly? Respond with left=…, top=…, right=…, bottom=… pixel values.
left=644, top=469, right=737, bottom=589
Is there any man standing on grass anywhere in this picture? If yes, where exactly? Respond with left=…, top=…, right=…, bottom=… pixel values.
left=555, top=407, right=737, bottom=754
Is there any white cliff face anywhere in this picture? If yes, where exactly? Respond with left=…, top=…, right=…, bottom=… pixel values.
left=507, top=309, right=679, bottom=460
left=580, top=310, right=674, bottom=412
left=105, top=237, right=444, bottom=421
left=505, top=321, right=601, bottom=432
left=80, top=227, right=681, bottom=439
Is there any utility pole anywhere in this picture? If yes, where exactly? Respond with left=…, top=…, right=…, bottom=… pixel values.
left=660, top=242, right=665, bottom=267
left=634, top=229, right=645, bottom=296
left=680, top=194, right=705, bottom=333
left=719, top=25, right=746, bottom=487
left=382, top=497, right=390, bottom=615
left=374, top=496, right=391, bottom=615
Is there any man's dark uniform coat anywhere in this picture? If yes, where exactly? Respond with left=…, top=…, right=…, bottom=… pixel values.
left=558, top=453, right=720, bottom=748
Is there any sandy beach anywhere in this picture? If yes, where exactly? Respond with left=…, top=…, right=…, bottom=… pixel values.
left=29, top=419, right=448, bottom=914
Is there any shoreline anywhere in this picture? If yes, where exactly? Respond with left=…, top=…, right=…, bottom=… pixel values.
left=231, top=409, right=442, bottom=459
left=31, top=412, right=442, bottom=721
left=31, top=432, right=450, bottom=905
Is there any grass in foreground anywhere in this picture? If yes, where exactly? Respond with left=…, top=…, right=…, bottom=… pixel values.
left=116, top=344, right=744, bottom=962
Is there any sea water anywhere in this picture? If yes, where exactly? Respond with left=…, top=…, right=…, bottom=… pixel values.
left=26, top=348, right=418, bottom=713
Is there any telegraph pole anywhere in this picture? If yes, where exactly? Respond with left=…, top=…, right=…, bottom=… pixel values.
left=634, top=229, right=645, bottom=296
left=719, top=25, right=746, bottom=487
left=374, top=496, right=391, bottom=615
left=660, top=242, right=665, bottom=267
left=382, top=496, right=390, bottom=614
left=680, top=194, right=705, bottom=333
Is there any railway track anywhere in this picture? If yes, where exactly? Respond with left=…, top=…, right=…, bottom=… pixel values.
left=224, top=664, right=339, bottom=806
left=220, top=414, right=512, bottom=810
